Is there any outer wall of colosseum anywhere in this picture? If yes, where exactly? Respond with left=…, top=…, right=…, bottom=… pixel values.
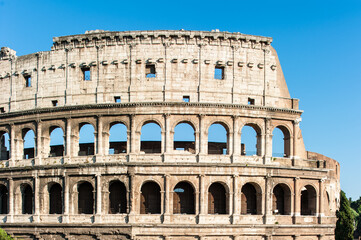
left=0, top=30, right=340, bottom=240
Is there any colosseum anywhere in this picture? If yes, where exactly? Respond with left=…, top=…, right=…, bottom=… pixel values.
left=0, top=30, right=340, bottom=240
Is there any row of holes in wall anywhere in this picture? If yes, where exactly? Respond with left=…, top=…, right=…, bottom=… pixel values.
left=0, top=181, right=322, bottom=216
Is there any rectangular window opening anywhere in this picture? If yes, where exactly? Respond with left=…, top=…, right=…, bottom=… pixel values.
left=114, top=96, right=121, bottom=103
left=145, top=64, right=156, bottom=78
left=0, top=107, right=4, bottom=113
left=82, top=68, right=91, bottom=81
left=214, top=66, right=224, bottom=80
left=24, top=75, right=32, bottom=87
left=52, top=100, right=58, bottom=107
left=183, top=96, right=190, bottom=103
left=248, top=98, right=255, bottom=105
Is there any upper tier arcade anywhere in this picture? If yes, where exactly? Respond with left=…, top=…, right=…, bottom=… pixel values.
left=0, top=30, right=297, bottom=113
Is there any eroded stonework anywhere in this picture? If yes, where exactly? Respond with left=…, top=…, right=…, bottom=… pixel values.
left=0, top=30, right=340, bottom=240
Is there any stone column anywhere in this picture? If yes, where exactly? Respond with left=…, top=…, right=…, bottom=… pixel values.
left=293, top=177, right=300, bottom=221
left=264, top=118, right=272, bottom=164
left=232, top=116, right=240, bottom=160
left=63, top=173, right=69, bottom=223
left=10, top=124, right=15, bottom=165
left=292, top=118, right=301, bottom=161
left=96, top=174, right=102, bottom=219
left=232, top=174, right=239, bottom=223
left=129, top=115, right=137, bottom=154
left=164, top=114, right=172, bottom=153
left=34, top=174, right=40, bottom=221
left=128, top=173, right=136, bottom=223
left=96, top=116, right=103, bottom=156
left=195, top=131, right=200, bottom=154
left=36, top=121, right=42, bottom=165
left=228, top=130, right=233, bottom=156
left=199, top=174, right=206, bottom=215
left=8, top=177, right=13, bottom=223
left=163, top=174, right=170, bottom=222
left=65, top=118, right=72, bottom=157
left=198, top=115, right=207, bottom=158
left=264, top=175, right=273, bottom=223
left=318, top=178, right=325, bottom=222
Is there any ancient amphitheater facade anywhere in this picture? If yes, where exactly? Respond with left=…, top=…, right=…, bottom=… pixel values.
left=0, top=30, right=339, bottom=240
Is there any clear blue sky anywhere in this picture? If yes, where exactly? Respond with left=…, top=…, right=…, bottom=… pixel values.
left=1, top=0, right=361, bottom=199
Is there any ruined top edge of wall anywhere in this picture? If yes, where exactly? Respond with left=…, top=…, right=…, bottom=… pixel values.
left=52, top=30, right=273, bottom=46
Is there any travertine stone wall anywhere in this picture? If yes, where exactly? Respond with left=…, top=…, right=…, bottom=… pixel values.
left=0, top=30, right=339, bottom=240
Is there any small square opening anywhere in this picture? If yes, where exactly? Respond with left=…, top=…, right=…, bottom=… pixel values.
left=24, top=75, right=32, bottom=87
left=0, top=107, right=4, bottom=113
left=145, top=64, right=156, bottom=78
left=183, top=96, right=190, bottom=103
left=52, top=100, right=58, bottom=107
left=248, top=98, right=255, bottom=105
left=114, top=96, right=121, bottom=103
left=214, top=66, right=224, bottom=80
left=82, top=68, right=91, bottom=81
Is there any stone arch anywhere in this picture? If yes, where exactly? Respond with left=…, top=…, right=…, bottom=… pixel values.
left=77, top=181, right=94, bottom=214
left=240, top=123, right=262, bottom=156
left=241, top=182, right=262, bottom=215
left=208, top=182, right=228, bottom=214
left=272, top=125, right=291, bottom=158
left=109, top=122, right=128, bottom=154
left=0, top=130, right=10, bottom=160
left=78, top=123, right=95, bottom=156
left=207, top=122, right=229, bottom=155
left=140, top=121, right=162, bottom=154
left=48, top=182, right=63, bottom=214
left=21, top=183, right=33, bottom=214
left=0, top=184, right=8, bottom=214
left=272, top=183, right=291, bottom=215
left=49, top=126, right=64, bottom=157
left=109, top=180, right=127, bottom=214
left=140, top=181, right=161, bottom=214
left=136, top=118, right=164, bottom=133
left=173, top=122, right=196, bottom=153
left=173, top=181, right=195, bottom=214
left=22, top=128, right=35, bottom=159
left=301, top=184, right=317, bottom=216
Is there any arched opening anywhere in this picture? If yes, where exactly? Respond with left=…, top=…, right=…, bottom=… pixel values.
left=241, top=124, right=261, bottom=156
left=49, top=127, right=64, bottom=157
left=301, top=185, right=317, bottom=216
left=109, top=181, right=127, bottom=214
left=140, top=181, right=161, bottom=214
left=173, top=182, right=195, bottom=214
left=78, top=182, right=94, bottom=214
left=173, top=123, right=195, bottom=153
left=208, top=182, right=227, bottom=214
left=0, top=185, right=8, bottom=214
left=49, top=183, right=62, bottom=214
left=140, top=122, right=161, bottom=154
left=0, top=131, right=10, bottom=160
left=109, top=123, right=127, bottom=154
left=78, top=124, right=95, bottom=156
left=241, top=183, right=258, bottom=215
left=23, top=129, right=35, bottom=159
left=22, top=184, right=33, bottom=214
left=208, top=123, right=228, bottom=155
left=272, top=126, right=291, bottom=158
left=272, top=184, right=291, bottom=215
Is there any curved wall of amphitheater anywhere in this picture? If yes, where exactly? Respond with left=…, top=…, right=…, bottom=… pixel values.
left=0, top=30, right=340, bottom=240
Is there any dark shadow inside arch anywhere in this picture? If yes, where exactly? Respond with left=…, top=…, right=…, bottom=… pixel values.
left=22, top=184, right=33, bottom=214
left=301, top=185, right=317, bottom=216
left=0, top=131, right=10, bottom=160
left=208, top=123, right=228, bottom=155
left=272, top=184, right=291, bottom=215
left=141, top=122, right=161, bottom=154
left=0, top=185, right=8, bottom=214
left=23, top=128, right=35, bottom=159
left=173, top=181, right=195, bottom=214
left=109, top=123, right=127, bottom=154
left=208, top=182, right=227, bottom=214
left=49, top=127, right=64, bottom=157
left=78, top=123, right=95, bottom=156
left=109, top=181, right=127, bottom=214
left=173, top=123, right=195, bottom=153
left=78, top=182, right=94, bottom=214
left=49, top=183, right=63, bottom=214
left=140, top=181, right=161, bottom=214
